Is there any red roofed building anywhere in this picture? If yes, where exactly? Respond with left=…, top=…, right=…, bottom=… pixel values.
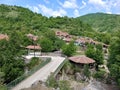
left=26, top=45, right=41, bottom=56
left=26, top=45, right=41, bottom=50
left=55, top=31, right=70, bottom=39
left=55, top=31, right=73, bottom=44
left=69, top=55, right=95, bottom=68
left=26, top=33, right=38, bottom=41
left=0, top=34, right=9, bottom=40
left=75, top=37, right=95, bottom=45
left=63, top=37, right=73, bottom=44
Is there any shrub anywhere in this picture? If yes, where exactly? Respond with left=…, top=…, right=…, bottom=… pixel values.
left=94, top=70, right=106, bottom=79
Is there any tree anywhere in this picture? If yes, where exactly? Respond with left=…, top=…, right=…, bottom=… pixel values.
left=62, top=42, right=76, bottom=56
left=58, top=80, right=71, bottom=90
left=54, top=39, right=65, bottom=51
left=27, top=57, right=40, bottom=70
left=39, top=38, right=53, bottom=52
left=108, top=31, right=120, bottom=86
left=46, top=74, right=58, bottom=88
left=85, top=44, right=104, bottom=69
left=85, top=44, right=96, bottom=59
left=0, top=71, right=5, bottom=84
left=0, top=32, right=25, bottom=83
left=83, top=65, right=91, bottom=78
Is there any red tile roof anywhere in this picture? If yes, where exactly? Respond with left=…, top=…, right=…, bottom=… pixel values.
left=26, top=45, right=41, bottom=50
left=0, top=34, right=8, bottom=40
left=75, top=38, right=86, bottom=43
left=63, top=37, right=72, bottom=42
left=26, top=34, right=38, bottom=41
left=69, top=56, right=95, bottom=64
left=55, top=31, right=69, bottom=37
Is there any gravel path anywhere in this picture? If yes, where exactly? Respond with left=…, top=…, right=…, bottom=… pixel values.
left=12, top=56, right=65, bottom=90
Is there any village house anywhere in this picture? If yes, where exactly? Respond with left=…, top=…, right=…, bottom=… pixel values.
left=69, top=55, right=95, bottom=68
left=55, top=31, right=69, bottom=39
left=26, top=34, right=41, bottom=56
left=25, top=45, right=42, bottom=56
left=74, top=37, right=96, bottom=46
left=55, top=31, right=73, bottom=43
left=0, top=34, right=9, bottom=40
left=26, top=33, right=38, bottom=41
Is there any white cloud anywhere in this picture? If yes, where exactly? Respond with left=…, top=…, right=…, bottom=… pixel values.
left=26, top=5, right=39, bottom=13
left=74, top=9, right=80, bottom=17
left=79, top=0, right=86, bottom=9
left=58, top=0, right=78, bottom=9
left=88, top=0, right=106, bottom=8
left=106, top=11, right=112, bottom=14
left=33, top=6, right=39, bottom=13
left=38, top=4, right=67, bottom=17
left=88, top=0, right=114, bottom=14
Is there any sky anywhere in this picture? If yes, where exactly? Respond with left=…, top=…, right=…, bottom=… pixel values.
left=0, top=0, right=120, bottom=17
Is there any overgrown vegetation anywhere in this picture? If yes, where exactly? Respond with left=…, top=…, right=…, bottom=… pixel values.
left=85, top=44, right=104, bottom=70
left=0, top=32, right=25, bottom=83
left=108, top=30, right=120, bottom=86
left=46, top=74, right=71, bottom=90
left=62, top=42, right=76, bottom=56
left=27, top=57, right=42, bottom=70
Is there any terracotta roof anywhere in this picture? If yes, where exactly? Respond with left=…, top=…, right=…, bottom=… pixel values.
left=0, top=34, right=8, bottom=40
left=75, top=38, right=86, bottom=43
left=27, top=33, right=34, bottom=37
left=55, top=31, right=69, bottom=37
left=26, top=34, right=38, bottom=41
left=69, top=56, right=95, bottom=64
left=26, top=45, right=41, bottom=50
left=75, top=37, right=100, bottom=44
left=63, top=37, right=72, bottom=42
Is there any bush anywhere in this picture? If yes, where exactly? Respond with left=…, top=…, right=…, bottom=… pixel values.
left=46, top=74, right=58, bottom=88
left=58, top=80, right=71, bottom=90
left=62, top=42, right=76, bottom=56
left=93, top=70, right=106, bottom=79
left=83, top=65, right=91, bottom=78
left=27, top=57, right=41, bottom=70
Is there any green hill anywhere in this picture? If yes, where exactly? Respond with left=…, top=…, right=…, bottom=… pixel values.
left=0, top=4, right=116, bottom=45
left=79, top=13, right=120, bottom=33
left=0, top=4, right=94, bottom=37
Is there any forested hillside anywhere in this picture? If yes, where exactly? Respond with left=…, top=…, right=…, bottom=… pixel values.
left=0, top=4, right=114, bottom=45
left=0, top=4, right=93, bottom=36
left=79, top=13, right=120, bottom=33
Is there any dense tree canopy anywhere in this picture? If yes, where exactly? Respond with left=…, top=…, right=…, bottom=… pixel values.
left=108, top=30, right=120, bottom=86
left=85, top=44, right=104, bottom=69
left=62, top=42, right=76, bottom=56
left=0, top=32, right=25, bottom=83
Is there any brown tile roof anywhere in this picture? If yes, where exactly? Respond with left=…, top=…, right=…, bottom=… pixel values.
left=75, top=38, right=86, bottom=43
left=55, top=31, right=69, bottom=37
left=0, top=34, right=8, bottom=40
left=26, top=45, right=41, bottom=50
left=26, top=34, right=38, bottom=41
left=63, top=37, right=72, bottom=42
left=69, top=56, right=95, bottom=64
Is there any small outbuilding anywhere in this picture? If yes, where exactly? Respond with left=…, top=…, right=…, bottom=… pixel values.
left=69, top=55, right=95, bottom=68
left=0, top=34, right=9, bottom=40
left=26, top=45, right=41, bottom=56
left=26, top=33, right=38, bottom=41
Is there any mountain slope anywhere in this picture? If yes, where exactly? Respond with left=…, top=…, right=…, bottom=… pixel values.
left=0, top=4, right=94, bottom=37
left=79, top=13, right=120, bottom=33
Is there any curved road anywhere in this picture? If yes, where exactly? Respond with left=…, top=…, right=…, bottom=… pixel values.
left=12, top=56, right=65, bottom=90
